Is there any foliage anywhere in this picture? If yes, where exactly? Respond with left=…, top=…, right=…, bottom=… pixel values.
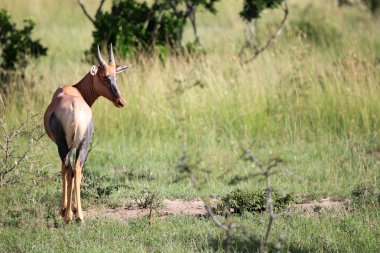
left=362, top=0, right=380, bottom=15
left=0, top=9, right=47, bottom=71
left=240, top=0, right=284, bottom=21
left=90, top=0, right=219, bottom=57
left=338, top=0, right=352, bottom=6
left=351, top=182, right=380, bottom=207
left=81, top=171, right=130, bottom=200
left=217, top=188, right=293, bottom=214
left=133, top=189, right=163, bottom=209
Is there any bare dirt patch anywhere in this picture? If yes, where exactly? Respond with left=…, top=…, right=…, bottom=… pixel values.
left=289, top=197, right=347, bottom=217
left=85, top=199, right=209, bottom=223
left=367, top=151, right=380, bottom=159
left=85, top=197, right=348, bottom=222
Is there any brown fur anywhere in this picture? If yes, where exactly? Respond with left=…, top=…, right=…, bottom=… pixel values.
left=44, top=47, right=129, bottom=224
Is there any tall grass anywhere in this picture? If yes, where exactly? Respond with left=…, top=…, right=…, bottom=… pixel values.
left=0, top=1, right=379, bottom=252
left=0, top=0, right=379, bottom=194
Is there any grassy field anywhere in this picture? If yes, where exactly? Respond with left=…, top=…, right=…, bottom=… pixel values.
left=0, top=0, right=380, bottom=252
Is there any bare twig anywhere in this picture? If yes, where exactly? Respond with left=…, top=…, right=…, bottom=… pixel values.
left=77, top=0, right=105, bottom=25
left=177, top=148, right=285, bottom=253
left=177, top=146, right=286, bottom=253
left=0, top=110, right=45, bottom=184
left=240, top=2, right=289, bottom=63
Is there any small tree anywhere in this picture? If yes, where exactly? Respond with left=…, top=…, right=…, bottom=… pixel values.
left=0, top=9, right=47, bottom=93
left=78, top=0, right=219, bottom=58
left=240, top=0, right=284, bottom=21
left=239, top=0, right=288, bottom=63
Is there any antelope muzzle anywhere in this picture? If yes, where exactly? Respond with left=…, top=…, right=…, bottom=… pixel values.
left=114, top=97, right=126, bottom=108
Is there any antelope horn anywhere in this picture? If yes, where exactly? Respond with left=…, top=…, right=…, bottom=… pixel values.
left=96, top=44, right=107, bottom=67
left=108, top=43, right=115, bottom=65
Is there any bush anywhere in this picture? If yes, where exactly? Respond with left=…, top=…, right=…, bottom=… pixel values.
left=0, top=9, right=47, bottom=71
left=81, top=171, right=130, bottom=200
left=90, top=0, right=219, bottom=58
left=217, top=188, right=293, bottom=214
left=0, top=9, right=47, bottom=93
left=351, top=182, right=379, bottom=207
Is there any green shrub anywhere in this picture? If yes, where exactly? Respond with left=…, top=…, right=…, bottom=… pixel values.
left=90, top=0, right=219, bottom=58
left=81, top=171, right=129, bottom=200
left=133, top=189, right=163, bottom=209
left=217, top=188, right=293, bottom=214
left=351, top=182, right=379, bottom=207
left=0, top=9, right=47, bottom=92
left=0, top=9, right=47, bottom=71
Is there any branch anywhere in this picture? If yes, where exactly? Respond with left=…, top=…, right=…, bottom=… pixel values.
left=0, top=109, right=45, bottom=184
left=3, top=148, right=30, bottom=176
left=189, top=8, right=201, bottom=46
left=95, top=0, right=106, bottom=16
left=150, top=5, right=165, bottom=50
left=77, top=0, right=105, bottom=25
left=241, top=2, right=289, bottom=64
left=184, top=1, right=196, bottom=19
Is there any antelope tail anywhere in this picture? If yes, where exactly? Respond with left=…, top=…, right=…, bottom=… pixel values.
left=71, top=101, right=81, bottom=148
left=64, top=102, right=80, bottom=166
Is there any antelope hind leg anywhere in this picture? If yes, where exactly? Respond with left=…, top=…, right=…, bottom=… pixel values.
left=60, top=162, right=68, bottom=217
left=73, top=120, right=93, bottom=223
left=74, top=161, right=83, bottom=223
left=64, top=162, right=74, bottom=223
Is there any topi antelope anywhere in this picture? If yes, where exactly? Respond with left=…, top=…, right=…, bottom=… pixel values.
left=44, top=44, right=129, bottom=223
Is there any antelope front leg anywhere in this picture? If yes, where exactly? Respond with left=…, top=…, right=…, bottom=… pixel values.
left=59, top=163, right=68, bottom=217
left=65, top=164, right=74, bottom=223
left=74, top=161, right=84, bottom=223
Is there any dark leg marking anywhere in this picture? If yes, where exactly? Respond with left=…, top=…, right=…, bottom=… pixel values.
left=75, top=119, right=94, bottom=168
left=49, top=113, right=71, bottom=163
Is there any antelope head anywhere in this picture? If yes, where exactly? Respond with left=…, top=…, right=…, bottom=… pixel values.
left=92, top=44, right=128, bottom=108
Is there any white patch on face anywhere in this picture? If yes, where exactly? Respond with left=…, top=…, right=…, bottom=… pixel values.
left=90, top=65, right=98, bottom=76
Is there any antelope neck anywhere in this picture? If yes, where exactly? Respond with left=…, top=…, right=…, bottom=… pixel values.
left=73, top=73, right=99, bottom=107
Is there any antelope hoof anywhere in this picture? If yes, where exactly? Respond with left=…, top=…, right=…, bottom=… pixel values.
left=64, top=211, right=73, bottom=224
left=76, top=217, right=84, bottom=225
left=75, top=211, right=84, bottom=223
left=59, top=208, right=66, bottom=217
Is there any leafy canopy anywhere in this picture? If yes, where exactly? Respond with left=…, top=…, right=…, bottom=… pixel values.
left=240, top=0, right=284, bottom=21
left=90, top=0, right=219, bottom=57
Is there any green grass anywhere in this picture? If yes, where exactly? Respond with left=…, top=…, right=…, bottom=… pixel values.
left=1, top=0, right=380, bottom=252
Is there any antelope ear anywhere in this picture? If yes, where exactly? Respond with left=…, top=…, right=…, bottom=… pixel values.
left=90, top=65, right=98, bottom=76
left=116, top=65, right=129, bottom=73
